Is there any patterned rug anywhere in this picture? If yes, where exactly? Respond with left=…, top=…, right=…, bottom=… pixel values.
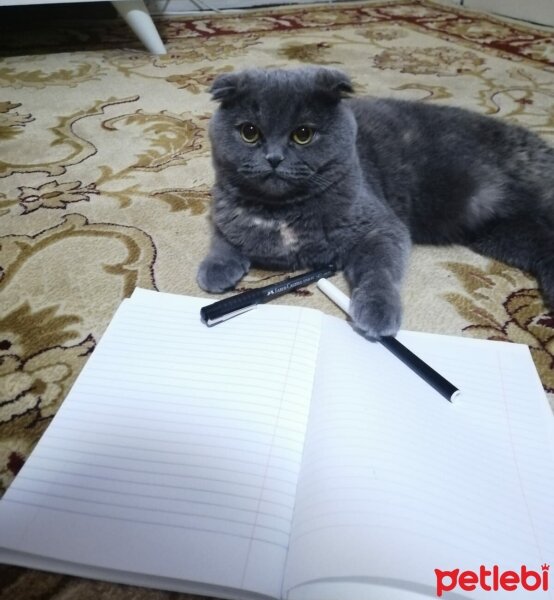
left=1, top=1, right=553, bottom=597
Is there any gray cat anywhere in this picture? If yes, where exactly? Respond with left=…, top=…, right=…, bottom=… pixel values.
left=197, top=66, right=554, bottom=338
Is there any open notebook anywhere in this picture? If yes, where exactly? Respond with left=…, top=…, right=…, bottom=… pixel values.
left=0, top=288, right=553, bottom=600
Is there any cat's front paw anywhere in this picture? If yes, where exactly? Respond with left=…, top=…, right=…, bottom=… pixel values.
left=349, top=285, right=402, bottom=339
left=197, top=255, right=250, bottom=293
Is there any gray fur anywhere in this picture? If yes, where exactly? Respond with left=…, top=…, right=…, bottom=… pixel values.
left=197, top=66, right=554, bottom=338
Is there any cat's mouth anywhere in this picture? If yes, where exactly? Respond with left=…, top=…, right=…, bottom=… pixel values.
left=242, top=167, right=312, bottom=185
left=240, top=166, right=286, bottom=179
left=239, top=162, right=313, bottom=180
left=236, top=168, right=311, bottom=203
left=234, top=162, right=319, bottom=201
left=238, top=167, right=289, bottom=187
left=262, top=170, right=290, bottom=182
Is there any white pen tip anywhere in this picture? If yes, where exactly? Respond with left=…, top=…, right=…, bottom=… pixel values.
left=317, top=278, right=351, bottom=316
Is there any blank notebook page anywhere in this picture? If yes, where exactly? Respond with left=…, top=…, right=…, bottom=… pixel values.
left=0, top=289, right=322, bottom=600
left=284, top=316, right=554, bottom=600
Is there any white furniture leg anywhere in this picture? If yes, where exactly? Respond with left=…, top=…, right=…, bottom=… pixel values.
left=112, top=0, right=167, bottom=54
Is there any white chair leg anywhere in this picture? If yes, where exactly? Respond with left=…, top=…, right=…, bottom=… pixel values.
left=112, top=0, right=167, bottom=54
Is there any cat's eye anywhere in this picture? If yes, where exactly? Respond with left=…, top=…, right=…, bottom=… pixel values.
left=291, top=125, right=314, bottom=145
left=240, top=123, right=260, bottom=144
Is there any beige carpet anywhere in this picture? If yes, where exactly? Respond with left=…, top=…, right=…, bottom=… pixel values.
left=1, top=1, right=553, bottom=597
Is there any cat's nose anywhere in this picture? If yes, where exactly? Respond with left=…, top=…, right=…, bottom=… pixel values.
left=265, top=153, right=284, bottom=169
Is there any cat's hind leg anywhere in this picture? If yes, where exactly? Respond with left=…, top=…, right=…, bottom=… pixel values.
left=468, top=214, right=554, bottom=309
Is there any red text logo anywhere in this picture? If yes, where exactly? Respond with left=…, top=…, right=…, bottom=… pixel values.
left=435, top=564, right=549, bottom=596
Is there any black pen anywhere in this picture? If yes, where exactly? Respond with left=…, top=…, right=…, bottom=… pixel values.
left=200, top=265, right=337, bottom=326
left=378, top=336, right=460, bottom=402
left=317, top=278, right=460, bottom=402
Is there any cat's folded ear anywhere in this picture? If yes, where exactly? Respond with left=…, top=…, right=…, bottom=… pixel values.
left=314, top=68, right=354, bottom=103
left=210, top=73, right=242, bottom=105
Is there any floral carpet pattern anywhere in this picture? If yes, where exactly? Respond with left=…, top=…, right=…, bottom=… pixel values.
left=0, top=1, right=553, bottom=598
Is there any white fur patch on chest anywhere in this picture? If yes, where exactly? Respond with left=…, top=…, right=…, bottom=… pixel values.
left=248, top=216, right=299, bottom=249
left=278, top=222, right=299, bottom=249
left=251, top=216, right=275, bottom=228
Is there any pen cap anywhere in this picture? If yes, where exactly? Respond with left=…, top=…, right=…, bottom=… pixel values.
left=200, top=289, right=261, bottom=326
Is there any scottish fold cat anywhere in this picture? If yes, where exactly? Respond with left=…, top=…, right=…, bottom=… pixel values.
left=197, top=66, right=554, bottom=338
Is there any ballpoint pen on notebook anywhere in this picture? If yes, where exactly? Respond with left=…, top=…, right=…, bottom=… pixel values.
left=200, top=265, right=336, bottom=326
left=317, top=278, right=460, bottom=403
left=199, top=266, right=459, bottom=402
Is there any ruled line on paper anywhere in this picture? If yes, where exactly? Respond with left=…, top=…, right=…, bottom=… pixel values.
left=16, top=469, right=291, bottom=518
left=70, top=384, right=312, bottom=415
left=70, top=390, right=308, bottom=412
left=90, top=348, right=316, bottom=370
left=54, top=404, right=308, bottom=435
left=79, top=369, right=314, bottom=396
left=47, top=410, right=306, bottom=446
left=33, top=448, right=300, bottom=492
left=20, top=464, right=296, bottom=509
left=39, top=434, right=301, bottom=476
left=9, top=485, right=292, bottom=535
left=98, top=323, right=319, bottom=352
left=100, top=323, right=320, bottom=359
left=46, top=416, right=304, bottom=455
left=113, top=308, right=322, bottom=335
left=2, top=498, right=289, bottom=549
left=44, top=427, right=300, bottom=469
left=65, top=391, right=311, bottom=420
left=84, top=360, right=315, bottom=384
left=26, top=456, right=297, bottom=499
left=33, top=443, right=299, bottom=485
left=72, top=386, right=311, bottom=411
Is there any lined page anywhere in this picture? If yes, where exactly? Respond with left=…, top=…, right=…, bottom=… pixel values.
left=0, top=289, right=322, bottom=600
left=284, top=316, right=554, bottom=600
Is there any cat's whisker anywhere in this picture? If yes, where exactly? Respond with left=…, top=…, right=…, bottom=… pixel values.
left=308, top=172, right=337, bottom=192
